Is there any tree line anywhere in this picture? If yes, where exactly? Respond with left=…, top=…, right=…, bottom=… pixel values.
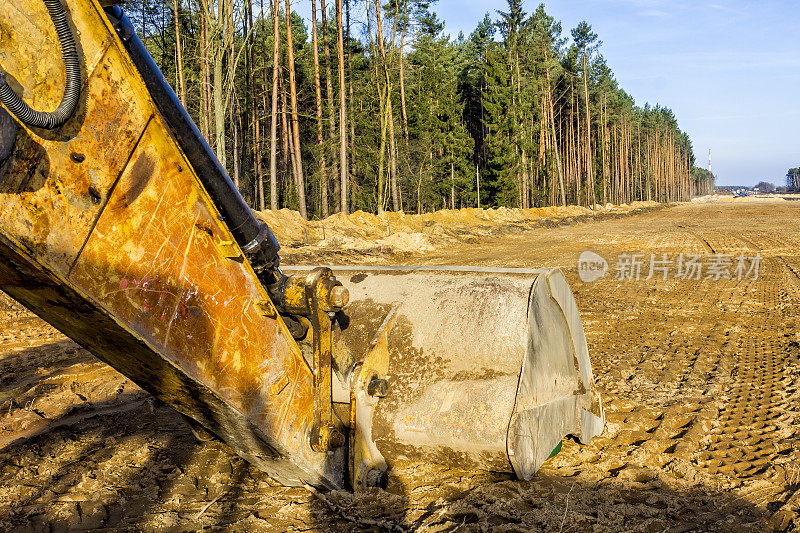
left=787, top=168, right=800, bottom=191
left=126, top=0, right=714, bottom=218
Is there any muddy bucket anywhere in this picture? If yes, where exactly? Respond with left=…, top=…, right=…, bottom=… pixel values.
left=0, top=0, right=600, bottom=491
left=284, top=266, right=605, bottom=488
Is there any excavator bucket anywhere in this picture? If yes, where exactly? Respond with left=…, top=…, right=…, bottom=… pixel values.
left=0, top=0, right=603, bottom=491
left=286, top=265, right=605, bottom=488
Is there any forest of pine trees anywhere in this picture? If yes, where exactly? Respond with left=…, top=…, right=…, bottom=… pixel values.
left=128, top=0, right=715, bottom=219
left=787, top=168, right=800, bottom=191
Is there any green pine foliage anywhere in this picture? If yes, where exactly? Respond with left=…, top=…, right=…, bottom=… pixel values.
left=124, top=0, right=705, bottom=216
left=787, top=168, right=800, bottom=191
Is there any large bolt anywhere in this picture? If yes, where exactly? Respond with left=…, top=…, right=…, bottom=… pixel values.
left=311, top=424, right=345, bottom=452
left=367, top=376, right=389, bottom=398
left=329, top=285, right=349, bottom=308
left=328, top=427, right=345, bottom=449
left=364, top=468, right=388, bottom=489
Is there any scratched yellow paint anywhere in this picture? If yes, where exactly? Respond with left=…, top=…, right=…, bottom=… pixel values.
left=0, top=0, right=339, bottom=487
left=0, top=0, right=152, bottom=273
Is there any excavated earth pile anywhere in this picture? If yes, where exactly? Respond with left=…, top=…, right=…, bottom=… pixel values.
left=0, top=199, right=798, bottom=531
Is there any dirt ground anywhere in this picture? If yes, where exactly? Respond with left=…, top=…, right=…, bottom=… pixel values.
left=1, top=199, right=799, bottom=532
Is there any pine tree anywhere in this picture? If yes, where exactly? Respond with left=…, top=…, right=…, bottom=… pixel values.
left=129, top=0, right=698, bottom=216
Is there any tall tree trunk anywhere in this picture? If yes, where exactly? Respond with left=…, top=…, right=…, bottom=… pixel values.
left=336, top=0, right=348, bottom=214
left=173, top=0, right=186, bottom=105
left=256, top=102, right=264, bottom=210
left=199, top=0, right=211, bottom=141
left=612, top=124, right=617, bottom=204
left=637, top=119, right=642, bottom=200
left=243, top=0, right=252, bottom=186
left=280, top=76, right=291, bottom=182
left=373, top=0, right=398, bottom=212
left=601, top=92, right=608, bottom=205
left=231, top=96, right=240, bottom=187
left=646, top=128, right=652, bottom=202
left=640, top=119, right=648, bottom=201
left=540, top=95, right=552, bottom=205
left=572, top=86, right=579, bottom=204
left=476, top=163, right=480, bottom=208
left=254, top=0, right=265, bottom=210
left=269, top=0, right=280, bottom=210
left=320, top=0, right=339, bottom=212
left=285, top=0, right=307, bottom=218
left=346, top=0, right=354, bottom=185
left=543, top=52, right=565, bottom=206
left=582, top=52, right=594, bottom=207
left=226, top=0, right=236, bottom=181
left=521, top=148, right=529, bottom=208
left=371, top=22, right=387, bottom=213
left=388, top=99, right=399, bottom=211
left=398, top=6, right=409, bottom=145
left=212, top=28, right=225, bottom=168
left=245, top=0, right=258, bottom=208
left=311, top=0, right=329, bottom=217
left=450, top=161, right=455, bottom=209
left=285, top=86, right=298, bottom=204
left=514, top=57, right=526, bottom=208
left=625, top=119, right=632, bottom=203
left=210, top=0, right=231, bottom=169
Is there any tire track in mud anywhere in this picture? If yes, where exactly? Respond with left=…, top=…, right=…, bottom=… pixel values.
left=575, top=274, right=730, bottom=474
left=1, top=202, right=800, bottom=531
left=686, top=235, right=800, bottom=528
left=543, top=218, right=800, bottom=530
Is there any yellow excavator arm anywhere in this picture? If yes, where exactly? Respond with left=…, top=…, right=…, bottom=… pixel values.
left=0, top=0, right=603, bottom=490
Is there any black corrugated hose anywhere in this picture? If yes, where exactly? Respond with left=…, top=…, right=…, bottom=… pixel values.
left=0, top=0, right=80, bottom=129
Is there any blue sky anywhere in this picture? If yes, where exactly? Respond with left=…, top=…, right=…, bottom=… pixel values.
left=291, top=0, right=800, bottom=186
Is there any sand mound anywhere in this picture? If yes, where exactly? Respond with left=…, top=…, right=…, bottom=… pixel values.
left=691, top=194, right=790, bottom=204
left=257, top=201, right=661, bottom=254
left=378, top=232, right=434, bottom=253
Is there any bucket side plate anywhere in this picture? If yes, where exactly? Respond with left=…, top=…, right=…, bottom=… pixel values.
left=508, top=269, right=604, bottom=479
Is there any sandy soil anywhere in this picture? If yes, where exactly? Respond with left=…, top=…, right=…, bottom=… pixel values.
left=1, top=199, right=799, bottom=531
left=256, top=200, right=661, bottom=254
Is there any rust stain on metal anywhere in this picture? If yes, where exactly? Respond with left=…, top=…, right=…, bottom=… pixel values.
left=68, top=118, right=327, bottom=482
left=0, top=0, right=152, bottom=273
left=116, top=152, right=154, bottom=208
left=0, top=0, right=343, bottom=488
left=255, top=299, right=277, bottom=318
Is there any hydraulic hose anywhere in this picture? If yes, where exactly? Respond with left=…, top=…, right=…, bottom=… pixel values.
left=0, top=0, right=80, bottom=129
left=103, top=6, right=281, bottom=279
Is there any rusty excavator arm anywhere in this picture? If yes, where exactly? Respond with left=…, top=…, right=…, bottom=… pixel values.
left=0, top=0, right=604, bottom=490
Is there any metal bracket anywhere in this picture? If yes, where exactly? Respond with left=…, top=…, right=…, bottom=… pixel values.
left=217, top=239, right=243, bottom=260
left=264, top=266, right=348, bottom=452
left=305, top=268, right=345, bottom=453
left=350, top=306, right=397, bottom=490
